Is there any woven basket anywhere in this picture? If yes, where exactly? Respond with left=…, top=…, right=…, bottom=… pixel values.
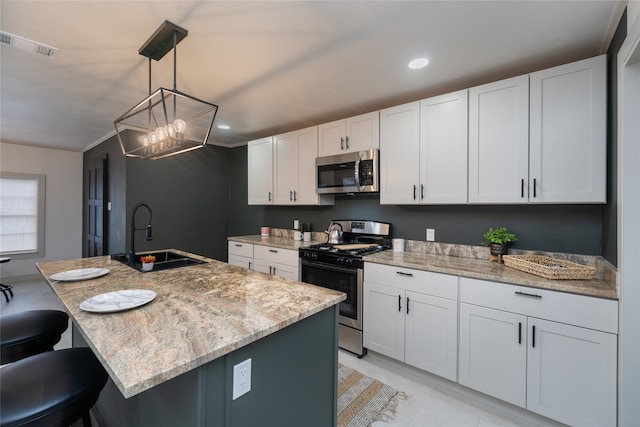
left=502, top=255, right=597, bottom=280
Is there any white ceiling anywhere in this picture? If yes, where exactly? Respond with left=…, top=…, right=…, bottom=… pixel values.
left=0, top=1, right=624, bottom=152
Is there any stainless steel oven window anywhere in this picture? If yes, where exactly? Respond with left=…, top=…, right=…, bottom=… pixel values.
left=300, top=260, right=362, bottom=329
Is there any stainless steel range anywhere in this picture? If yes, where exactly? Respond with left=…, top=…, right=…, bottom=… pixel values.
left=299, top=220, right=391, bottom=357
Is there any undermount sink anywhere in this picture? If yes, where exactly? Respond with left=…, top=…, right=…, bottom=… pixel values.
left=111, top=250, right=207, bottom=272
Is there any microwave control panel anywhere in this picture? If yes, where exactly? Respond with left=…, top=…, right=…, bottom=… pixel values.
left=359, top=160, right=374, bottom=185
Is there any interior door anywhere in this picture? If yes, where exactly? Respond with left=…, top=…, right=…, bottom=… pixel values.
left=87, top=155, right=107, bottom=257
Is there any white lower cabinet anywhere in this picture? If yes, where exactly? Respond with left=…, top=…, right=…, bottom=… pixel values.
left=363, top=263, right=458, bottom=381
left=227, top=241, right=254, bottom=270
left=459, top=277, right=617, bottom=427
left=253, top=245, right=299, bottom=280
left=458, top=303, right=527, bottom=407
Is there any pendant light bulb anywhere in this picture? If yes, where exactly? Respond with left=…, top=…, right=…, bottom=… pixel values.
left=156, top=126, right=168, bottom=141
left=174, top=119, right=186, bottom=138
left=166, top=123, right=176, bottom=138
left=149, top=132, right=158, bottom=144
left=140, top=135, right=150, bottom=146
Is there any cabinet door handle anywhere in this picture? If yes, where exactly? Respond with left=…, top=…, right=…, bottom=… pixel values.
left=248, top=261, right=252, bottom=270
left=413, top=185, right=417, bottom=200
left=293, top=190, right=297, bottom=202
left=340, top=137, right=345, bottom=150
left=518, top=322, right=522, bottom=344
left=421, top=184, right=425, bottom=200
left=533, top=178, right=537, bottom=198
left=521, top=179, right=524, bottom=198
left=272, top=266, right=276, bottom=275
left=406, top=297, right=410, bottom=314
left=269, top=266, right=272, bottom=274
left=396, top=271, right=413, bottom=277
left=289, top=190, right=293, bottom=201
left=515, top=291, right=542, bottom=299
left=532, top=325, right=536, bottom=348
left=398, top=295, right=402, bottom=312
left=268, top=191, right=271, bottom=202
left=235, top=244, right=243, bottom=247
left=269, top=249, right=278, bottom=253
left=345, top=136, right=350, bottom=149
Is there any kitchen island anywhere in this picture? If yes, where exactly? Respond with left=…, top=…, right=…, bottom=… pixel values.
left=36, top=250, right=345, bottom=427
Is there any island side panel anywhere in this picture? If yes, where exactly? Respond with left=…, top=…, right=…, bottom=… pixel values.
left=222, top=305, right=339, bottom=427
left=73, top=305, right=339, bottom=427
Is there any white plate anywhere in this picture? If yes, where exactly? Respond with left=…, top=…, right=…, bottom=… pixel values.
left=50, top=268, right=110, bottom=282
left=80, top=289, right=156, bottom=313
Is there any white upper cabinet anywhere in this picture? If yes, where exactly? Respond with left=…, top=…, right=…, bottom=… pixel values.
left=419, top=90, right=469, bottom=204
left=247, top=136, right=274, bottom=205
left=468, top=75, right=530, bottom=204
left=318, top=111, right=379, bottom=157
left=273, top=126, right=334, bottom=206
left=380, top=102, right=420, bottom=204
left=469, top=55, right=606, bottom=204
left=380, top=91, right=468, bottom=205
left=529, top=55, right=606, bottom=203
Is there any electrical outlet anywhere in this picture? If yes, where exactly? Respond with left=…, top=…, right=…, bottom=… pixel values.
left=426, top=228, right=435, bottom=242
left=232, top=358, right=252, bottom=400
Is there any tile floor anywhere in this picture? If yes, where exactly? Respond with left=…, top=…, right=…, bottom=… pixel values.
left=2, top=278, right=564, bottom=427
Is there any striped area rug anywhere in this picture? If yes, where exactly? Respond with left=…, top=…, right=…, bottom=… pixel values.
left=337, top=363, right=403, bottom=427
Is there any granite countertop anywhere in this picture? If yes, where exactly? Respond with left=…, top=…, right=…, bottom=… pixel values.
left=230, top=233, right=617, bottom=300
left=36, top=249, right=345, bottom=399
left=228, top=234, right=326, bottom=250
left=363, top=250, right=617, bottom=300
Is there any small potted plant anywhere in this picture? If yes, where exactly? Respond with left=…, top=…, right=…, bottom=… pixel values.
left=140, top=255, right=156, bottom=271
left=483, top=227, right=517, bottom=256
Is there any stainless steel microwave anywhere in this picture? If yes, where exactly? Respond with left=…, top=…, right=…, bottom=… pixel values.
left=316, top=149, right=379, bottom=194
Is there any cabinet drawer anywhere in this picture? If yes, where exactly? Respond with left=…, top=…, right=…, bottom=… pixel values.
left=254, top=245, right=299, bottom=267
left=364, top=262, right=458, bottom=300
left=228, top=241, right=253, bottom=258
left=460, top=277, right=618, bottom=334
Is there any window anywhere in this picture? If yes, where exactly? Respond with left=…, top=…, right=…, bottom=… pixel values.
left=0, top=172, right=45, bottom=258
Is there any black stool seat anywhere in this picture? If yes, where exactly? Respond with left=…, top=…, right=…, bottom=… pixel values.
left=0, top=310, right=69, bottom=364
left=0, top=347, right=108, bottom=427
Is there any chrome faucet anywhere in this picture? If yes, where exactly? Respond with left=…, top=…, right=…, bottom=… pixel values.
left=128, top=202, right=153, bottom=265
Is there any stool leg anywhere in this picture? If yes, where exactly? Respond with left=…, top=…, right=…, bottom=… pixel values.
left=82, top=412, right=93, bottom=427
left=0, top=287, right=8, bottom=303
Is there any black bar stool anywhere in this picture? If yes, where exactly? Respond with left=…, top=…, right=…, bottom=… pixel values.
left=0, top=257, right=12, bottom=302
left=0, top=347, right=109, bottom=427
left=1, top=310, right=69, bottom=365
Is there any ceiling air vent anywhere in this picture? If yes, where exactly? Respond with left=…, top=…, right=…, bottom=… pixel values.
left=0, top=30, right=58, bottom=59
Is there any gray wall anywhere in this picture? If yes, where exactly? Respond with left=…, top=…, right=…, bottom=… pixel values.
left=126, top=145, right=230, bottom=261
left=84, top=136, right=230, bottom=262
left=602, top=10, right=627, bottom=266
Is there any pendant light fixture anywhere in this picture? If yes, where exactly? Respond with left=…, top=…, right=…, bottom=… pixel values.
left=114, top=21, right=218, bottom=160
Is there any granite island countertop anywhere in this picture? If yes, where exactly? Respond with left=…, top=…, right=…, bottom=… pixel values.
left=36, top=249, right=345, bottom=399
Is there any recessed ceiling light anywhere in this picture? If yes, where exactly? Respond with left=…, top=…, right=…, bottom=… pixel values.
left=217, top=124, right=230, bottom=130
left=408, top=58, right=429, bottom=70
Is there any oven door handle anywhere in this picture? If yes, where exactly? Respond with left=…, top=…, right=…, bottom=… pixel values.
left=301, top=259, right=359, bottom=275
